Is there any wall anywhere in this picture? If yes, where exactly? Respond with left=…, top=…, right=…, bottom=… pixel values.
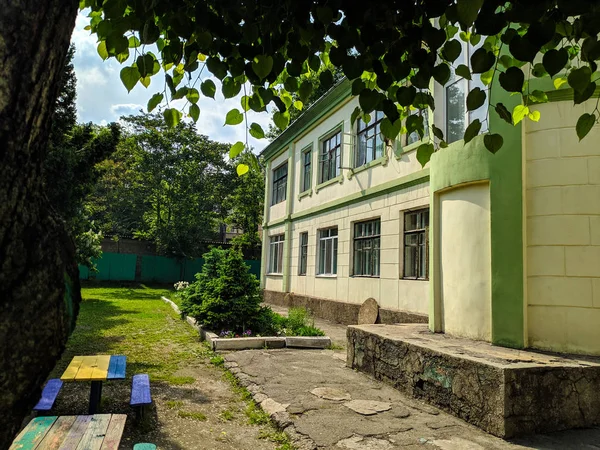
left=438, top=182, right=492, bottom=340
left=524, top=99, right=600, bottom=355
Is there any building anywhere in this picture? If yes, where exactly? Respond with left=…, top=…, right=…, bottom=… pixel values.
left=260, top=75, right=600, bottom=356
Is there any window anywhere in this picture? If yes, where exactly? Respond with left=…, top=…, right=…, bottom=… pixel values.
left=320, top=130, right=342, bottom=183
left=272, top=163, right=287, bottom=205
left=299, top=232, right=308, bottom=275
left=269, top=234, right=285, bottom=274
left=353, top=219, right=381, bottom=277
left=404, top=209, right=429, bottom=279
left=444, top=42, right=488, bottom=144
left=356, top=111, right=384, bottom=167
left=317, top=228, right=338, bottom=275
left=302, top=148, right=312, bottom=192
left=406, top=107, right=430, bottom=146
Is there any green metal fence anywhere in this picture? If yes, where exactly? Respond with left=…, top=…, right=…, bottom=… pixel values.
left=79, top=252, right=260, bottom=283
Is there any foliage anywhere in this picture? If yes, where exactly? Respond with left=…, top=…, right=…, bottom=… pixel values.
left=180, top=248, right=270, bottom=333
left=86, top=113, right=236, bottom=257
left=83, top=0, right=600, bottom=168
left=281, top=307, right=325, bottom=337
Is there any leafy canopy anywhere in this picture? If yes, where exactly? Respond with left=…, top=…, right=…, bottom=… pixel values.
left=82, top=0, right=600, bottom=165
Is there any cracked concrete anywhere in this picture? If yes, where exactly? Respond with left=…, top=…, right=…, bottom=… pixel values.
left=221, top=307, right=600, bottom=449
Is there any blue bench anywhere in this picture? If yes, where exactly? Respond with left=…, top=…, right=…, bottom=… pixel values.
left=133, top=444, right=156, bottom=450
left=130, top=374, right=152, bottom=419
left=33, top=379, right=63, bottom=411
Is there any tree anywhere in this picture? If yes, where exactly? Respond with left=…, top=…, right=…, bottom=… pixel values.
left=2, top=0, right=600, bottom=445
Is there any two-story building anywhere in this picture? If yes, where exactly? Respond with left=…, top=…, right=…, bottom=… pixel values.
left=260, top=73, right=600, bottom=356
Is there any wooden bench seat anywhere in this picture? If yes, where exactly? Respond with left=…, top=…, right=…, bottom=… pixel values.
left=130, top=374, right=152, bottom=419
left=33, top=379, right=63, bottom=411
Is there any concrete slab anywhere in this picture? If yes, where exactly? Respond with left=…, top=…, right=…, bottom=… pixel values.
left=347, top=323, right=600, bottom=438
left=286, top=336, right=331, bottom=348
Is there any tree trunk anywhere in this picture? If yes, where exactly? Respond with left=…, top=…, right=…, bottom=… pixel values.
left=0, top=0, right=80, bottom=446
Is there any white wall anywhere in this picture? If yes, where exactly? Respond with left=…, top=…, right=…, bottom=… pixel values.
left=438, top=182, right=492, bottom=341
left=524, top=100, right=600, bottom=355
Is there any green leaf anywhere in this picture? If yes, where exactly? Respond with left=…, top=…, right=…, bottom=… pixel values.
left=359, top=89, right=379, bottom=113
left=528, top=110, right=541, bottom=122
left=481, top=69, right=494, bottom=86
left=574, top=82, right=596, bottom=105
left=416, top=143, right=434, bottom=167
left=554, top=77, right=568, bottom=90
left=464, top=119, right=482, bottom=144
left=293, top=100, right=304, bottom=111
left=380, top=118, right=402, bottom=140
left=252, top=55, right=274, bottom=80
left=222, top=77, right=241, bottom=99
left=172, top=87, right=189, bottom=100
left=186, top=88, right=200, bottom=104
left=456, top=64, right=472, bottom=80
left=512, top=105, right=529, bottom=125
left=470, top=48, right=495, bottom=74
left=128, top=36, right=140, bottom=48
left=163, top=108, right=182, bottom=128
left=396, top=86, right=416, bottom=107
left=189, top=104, right=200, bottom=122
left=119, top=66, right=140, bottom=92
left=442, top=39, right=462, bottom=63
left=432, top=124, right=444, bottom=140
left=298, top=81, right=313, bottom=103
left=116, top=50, right=129, bottom=64
left=499, top=67, right=525, bottom=93
left=249, top=122, right=265, bottom=139
left=484, top=133, right=504, bottom=154
left=568, top=66, right=592, bottom=93
left=147, top=93, right=163, bottom=112
left=140, top=75, right=150, bottom=88
left=273, top=111, right=290, bottom=130
left=237, top=163, right=250, bottom=176
left=543, top=48, right=569, bottom=77
left=466, top=88, right=486, bottom=111
left=97, top=41, right=108, bottom=60
left=201, top=80, right=217, bottom=99
left=351, top=107, right=361, bottom=125
left=576, top=113, right=596, bottom=140
left=529, top=90, right=548, bottom=104
left=224, top=108, right=244, bottom=126
left=457, top=0, right=484, bottom=27
left=136, top=53, right=155, bottom=77
left=241, top=95, right=251, bottom=112
left=495, top=103, right=513, bottom=125
left=229, top=141, right=245, bottom=159
left=432, top=63, right=451, bottom=85
left=142, top=21, right=160, bottom=45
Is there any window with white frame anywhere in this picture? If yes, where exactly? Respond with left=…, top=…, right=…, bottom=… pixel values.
left=406, top=106, right=430, bottom=146
left=269, top=234, right=285, bottom=274
left=403, top=209, right=429, bottom=279
left=271, top=163, right=287, bottom=205
left=353, top=219, right=381, bottom=277
left=317, top=227, right=338, bottom=275
left=298, top=232, right=308, bottom=276
left=301, top=147, right=312, bottom=192
left=319, top=130, right=342, bottom=183
left=356, top=111, right=385, bottom=167
left=442, top=41, right=488, bottom=144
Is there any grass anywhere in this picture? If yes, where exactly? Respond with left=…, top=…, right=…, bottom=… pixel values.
left=177, top=411, right=207, bottom=421
left=220, top=408, right=235, bottom=421
left=165, top=400, right=184, bottom=409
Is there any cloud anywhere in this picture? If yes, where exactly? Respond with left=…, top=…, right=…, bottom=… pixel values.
left=70, top=10, right=273, bottom=153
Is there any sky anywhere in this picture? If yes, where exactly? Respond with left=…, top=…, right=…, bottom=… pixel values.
left=70, top=12, right=272, bottom=153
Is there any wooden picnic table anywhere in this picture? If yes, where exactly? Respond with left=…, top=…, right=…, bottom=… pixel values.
left=9, top=414, right=126, bottom=450
left=61, top=355, right=126, bottom=414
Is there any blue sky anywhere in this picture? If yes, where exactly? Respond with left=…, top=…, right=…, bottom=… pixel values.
left=71, top=12, right=272, bottom=152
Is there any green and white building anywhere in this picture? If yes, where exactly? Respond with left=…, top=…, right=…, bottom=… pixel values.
left=260, top=75, right=600, bottom=356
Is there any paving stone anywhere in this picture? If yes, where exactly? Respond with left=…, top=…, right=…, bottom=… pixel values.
left=431, top=437, right=487, bottom=449
left=261, top=398, right=289, bottom=415
left=358, top=298, right=379, bottom=325
left=336, top=434, right=393, bottom=449
left=310, top=387, right=351, bottom=401
left=286, top=336, right=331, bottom=348
left=344, top=400, right=392, bottom=415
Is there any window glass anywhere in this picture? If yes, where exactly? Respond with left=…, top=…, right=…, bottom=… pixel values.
left=320, top=131, right=342, bottom=183
left=406, top=108, right=430, bottom=146
left=356, top=113, right=384, bottom=167
left=269, top=234, right=285, bottom=274
left=403, top=209, right=429, bottom=279
left=302, top=149, right=312, bottom=192
left=299, top=232, right=308, bottom=275
left=317, top=227, right=338, bottom=275
left=353, top=219, right=381, bottom=277
left=271, top=163, right=287, bottom=205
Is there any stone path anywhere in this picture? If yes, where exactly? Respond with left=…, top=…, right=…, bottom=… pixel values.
left=222, top=305, right=600, bottom=449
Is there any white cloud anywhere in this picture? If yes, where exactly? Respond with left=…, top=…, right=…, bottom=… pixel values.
left=69, top=11, right=272, bottom=153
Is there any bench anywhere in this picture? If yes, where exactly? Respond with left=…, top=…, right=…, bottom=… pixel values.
left=133, top=444, right=156, bottom=450
left=130, top=374, right=152, bottom=419
left=33, top=379, right=63, bottom=412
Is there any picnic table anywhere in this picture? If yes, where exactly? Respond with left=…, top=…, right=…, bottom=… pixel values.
left=9, top=414, right=126, bottom=450
left=61, top=355, right=126, bottom=414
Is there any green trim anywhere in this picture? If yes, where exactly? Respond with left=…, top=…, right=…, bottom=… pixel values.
left=298, top=189, right=313, bottom=200
left=347, top=155, right=389, bottom=179
left=265, top=216, right=288, bottom=229
left=260, top=79, right=352, bottom=162
left=428, top=70, right=524, bottom=349
left=315, top=174, right=343, bottom=193
left=291, top=169, right=429, bottom=222
left=396, top=137, right=432, bottom=159
left=318, top=120, right=345, bottom=143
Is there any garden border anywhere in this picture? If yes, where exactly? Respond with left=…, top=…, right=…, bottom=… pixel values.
left=161, top=297, right=332, bottom=350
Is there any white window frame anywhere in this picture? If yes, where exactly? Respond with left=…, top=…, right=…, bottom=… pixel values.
left=403, top=208, right=429, bottom=280
left=355, top=111, right=385, bottom=168
left=352, top=219, right=381, bottom=277
left=268, top=234, right=285, bottom=274
left=317, top=227, right=338, bottom=276
left=271, top=162, right=287, bottom=205
left=319, top=129, right=342, bottom=183
left=301, top=145, right=312, bottom=193
left=298, top=231, right=308, bottom=276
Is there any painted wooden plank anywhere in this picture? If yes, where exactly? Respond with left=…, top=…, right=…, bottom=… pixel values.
left=90, top=355, right=110, bottom=381
left=34, top=379, right=63, bottom=411
left=75, top=356, right=98, bottom=381
left=9, top=416, right=57, bottom=450
left=57, top=415, right=92, bottom=450
left=99, top=415, right=126, bottom=450
left=61, top=356, right=84, bottom=381
left=130, top=374, right=152, bottom=406
left=37, top=416, right=77, bottom=450
left=75, top=414, right=111, bottom=450
left=133, top=444, right=156, bottom=450
left=107, top=355, right=126, bottom=380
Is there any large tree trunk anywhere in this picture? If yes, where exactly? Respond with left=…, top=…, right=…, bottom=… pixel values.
left=0, top=0, right=80, bottom=446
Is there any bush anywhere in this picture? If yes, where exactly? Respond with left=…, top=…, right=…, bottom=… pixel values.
left=281, top=307, right=325, bottom=337
left=180, top=247, right=274, bottom=334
